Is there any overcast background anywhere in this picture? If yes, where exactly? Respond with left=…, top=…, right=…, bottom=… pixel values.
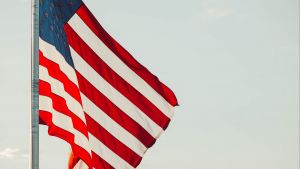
left=0, top=0, right=299, bottom=169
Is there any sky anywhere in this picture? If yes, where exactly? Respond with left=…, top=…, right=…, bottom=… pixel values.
left=0, top=0, right=299, bottom=169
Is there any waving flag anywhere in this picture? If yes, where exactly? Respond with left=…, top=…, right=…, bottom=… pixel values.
left=38, top=0, right=178, bottom=168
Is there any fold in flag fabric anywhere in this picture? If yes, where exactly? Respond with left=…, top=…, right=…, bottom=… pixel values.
left=39, top=0, right=178, bottom=168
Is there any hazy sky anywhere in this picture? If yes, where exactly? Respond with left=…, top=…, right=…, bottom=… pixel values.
left=0, top=0, right=299, bottom=169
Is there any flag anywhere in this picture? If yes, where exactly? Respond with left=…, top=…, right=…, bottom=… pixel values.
left=38, top=0, right=178, bottom=168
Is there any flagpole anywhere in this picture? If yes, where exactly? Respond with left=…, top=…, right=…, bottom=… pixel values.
left=31, top=0, right=39, bottom=168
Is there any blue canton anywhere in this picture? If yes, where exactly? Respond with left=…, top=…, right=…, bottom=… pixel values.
left=39, top=0, right=83, bottom=67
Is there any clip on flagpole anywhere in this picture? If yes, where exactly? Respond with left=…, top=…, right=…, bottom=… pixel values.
left=31, top=0, right=39, bottom=169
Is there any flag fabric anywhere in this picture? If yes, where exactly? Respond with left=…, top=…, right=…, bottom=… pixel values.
left=39, top=0, right=178, bottom=168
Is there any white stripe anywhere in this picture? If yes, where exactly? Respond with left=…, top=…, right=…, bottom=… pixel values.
left=68, top=14, right=174, bottom=118
left=39, top=65, right=86, bottom=123
left=73, top=160, right=88, bottom=169
left=81, top=93, right=147, bottom=156
left=89, top=134, right=134, bottom=169
left=39, top=38, right=78, bottom=86
left=39, top=96, right=91, bottom=154
left=70, top=47, right=162, bottom=137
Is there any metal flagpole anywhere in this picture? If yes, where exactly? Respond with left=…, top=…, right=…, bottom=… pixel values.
left=31, top=0, right=39, bottom=168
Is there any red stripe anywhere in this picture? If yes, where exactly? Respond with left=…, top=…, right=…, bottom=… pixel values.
left=68, top=152, right=80, bottom=169
left=65, top=24, right=170, bottom=129
left=39, top=111, right=92, bottom=168
left=76, top=72, right=156, bottom=148
left=76, top=4, right=178, bottom=107
left=86, top=114, right=142, bottom=167
left=39, top=80, right=88, bottom=138
left=39, top=51, right=82, bottom=104
left=92, top=152, right=114, bottom=169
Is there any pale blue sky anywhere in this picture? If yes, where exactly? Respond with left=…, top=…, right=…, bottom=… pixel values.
left=0, top=0, right=299, bottom=169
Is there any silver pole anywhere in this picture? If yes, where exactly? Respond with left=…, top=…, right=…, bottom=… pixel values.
left=30, top=0, right=39, bottom=169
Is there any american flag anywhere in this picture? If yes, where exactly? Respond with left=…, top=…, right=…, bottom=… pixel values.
left=38, top=0, right=178, bottom=168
